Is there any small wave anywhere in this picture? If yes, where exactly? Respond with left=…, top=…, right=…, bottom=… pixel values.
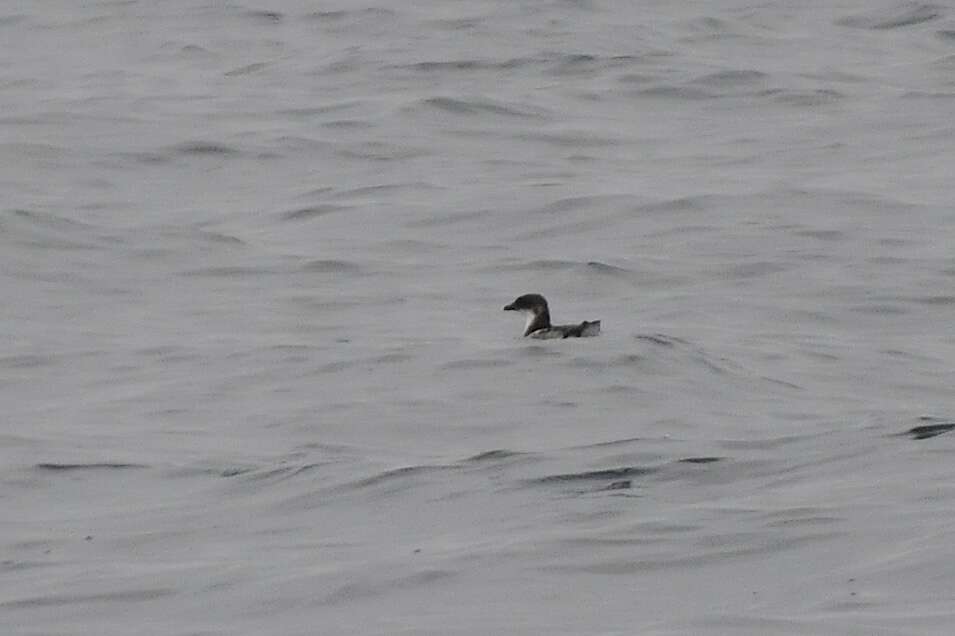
left=280, top=204, right=349, bottom=221
left=305, top=8, right=396, bottom=23
left=546, top=53, right=642, bottom=76
left=677, top=457, right=722, bottom=464
left=765, top=88, right=844, bottom=107
left=911, top=295, right=955, bottom=305
left=224, top=62, right=269, bottom=76
left=180, top=265, right=280, bottom=278
left=837, top=3, right=942, bottom=29
left=465, top=449, right=523, bottom=462
left=35, top=462, right=146, bottom=471
left=0, top=354, right=54, bottom=369
left=0, top=588, right=175, bottom=609
left=635, top=85, right=715, bottom=100
left=415, top=96, right=549, bottom=119
left=237, top=462, right=325, bottom=484
left=244, top=10, right=283, bottom=23
left=301, top=259, right=363, bottom=274
left=441, top=358, right=513, bottom=370
left=634, top=195, right=710, bottom=214
left=486, top=259, right=631, bottom=276
left=793, top=228, right=846, bottom=241
left=512, top=130, right=621, bottom=147
left=534, top=466, right=656, bottom=483
left=720, top=261, right=791, bottom=280
left=406, top=209, right=491, bottom=228
left=692, top=69, right=768, bottom=87
left=634, top=334, right=689, bottom=347
left=172, top=141, right=240, bottom=156
left=401, top=58, right=538, bottom=72
left=338, top=142, right=428, bottom=161
left=898, top=417, right=955, bottom=440
left=327, top=466, right=454, bottom=493
left=322, top=570, right=454, bottom=606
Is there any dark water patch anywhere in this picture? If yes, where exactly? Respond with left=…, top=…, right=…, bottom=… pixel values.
left=280, top=204, right=350, bottom=221
left=534, top=466, right=656, bottom=484
left=35, top=462, right=146, bottom=471
left=837, top=3, right=942, bottom=29
left=677, top=456, right=722, bottom=464
left=415, top=96, right=548, bottom=119
left=172, top=141, right=239, bottom=156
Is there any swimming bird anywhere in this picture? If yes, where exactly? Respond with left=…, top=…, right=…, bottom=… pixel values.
left=503, top=294, right=601, bottom=339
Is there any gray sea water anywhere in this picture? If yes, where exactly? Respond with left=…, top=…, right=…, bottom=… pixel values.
left=4, top=1, right=955, bottom=634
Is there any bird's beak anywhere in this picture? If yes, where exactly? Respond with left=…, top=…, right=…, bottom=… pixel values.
left=503, top=303, right=516, bottom=311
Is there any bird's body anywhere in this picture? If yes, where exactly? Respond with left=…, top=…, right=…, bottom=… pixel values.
left=503, top=294, right=601, bottom=339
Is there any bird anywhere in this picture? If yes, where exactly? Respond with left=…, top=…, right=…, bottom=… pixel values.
left=503, top=293, right=601, bottom=339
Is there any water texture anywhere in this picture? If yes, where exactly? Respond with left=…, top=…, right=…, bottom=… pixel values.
left=4, top=1, right=955, bottom=634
